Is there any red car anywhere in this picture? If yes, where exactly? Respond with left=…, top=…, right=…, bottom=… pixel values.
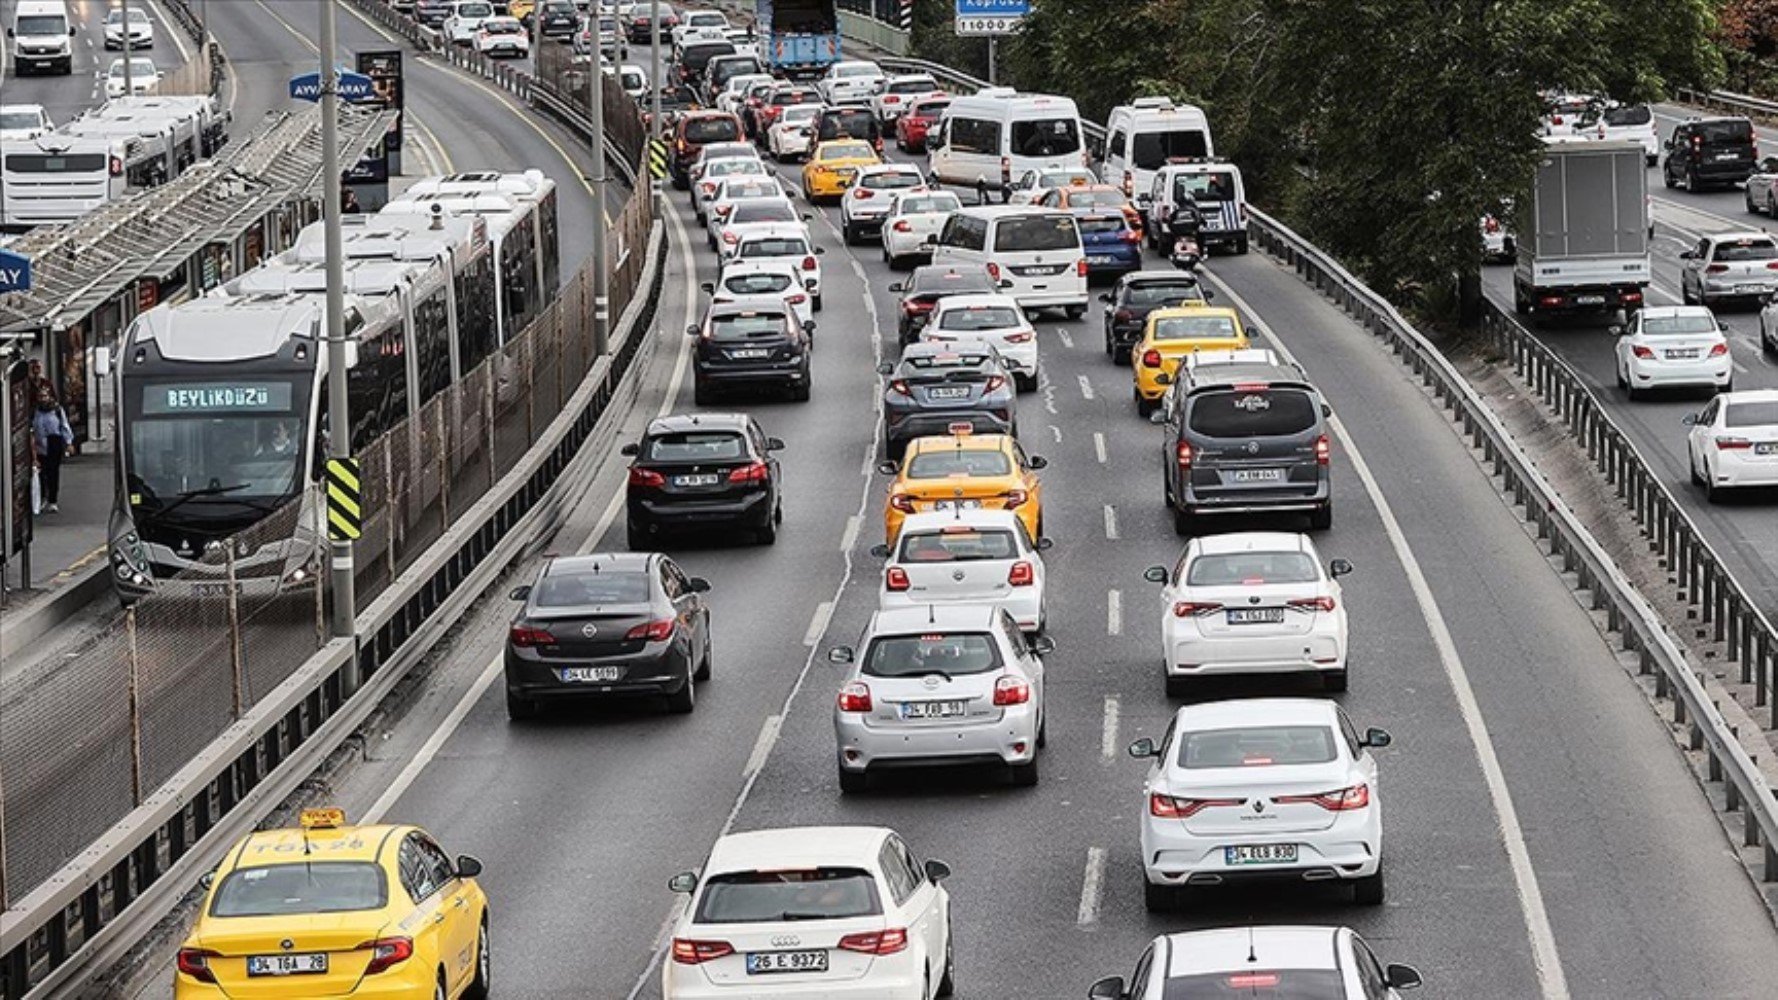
left=896, top=96, right=952, bottom=154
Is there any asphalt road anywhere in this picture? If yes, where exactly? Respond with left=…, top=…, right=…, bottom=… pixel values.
left=126, top=84, right=1778, bottom=996
left=0, top=0, right=194, bottom=127
left=1477, top=102, right=1778, bottom=616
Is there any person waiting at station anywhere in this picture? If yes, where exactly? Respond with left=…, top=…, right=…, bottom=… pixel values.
left=31, top=390, right=73, bottom=514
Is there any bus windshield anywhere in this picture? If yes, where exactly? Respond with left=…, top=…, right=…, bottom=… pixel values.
left=124, top=375, right=311, bottom=510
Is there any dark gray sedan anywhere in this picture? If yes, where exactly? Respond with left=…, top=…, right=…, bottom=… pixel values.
left=878, top=342, right=1019, bottom=459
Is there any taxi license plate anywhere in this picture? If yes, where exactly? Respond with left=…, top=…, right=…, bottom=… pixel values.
left=675, top=474, right=719, bottom=486
left=747, top=950, right=829, bottom=974
left=1665, top=349, right=1700, bottom=360
left=902, top=699, right=968, bottom=719
left=931, top=499, right=982, bottom=510
left=247, top=954, right=327, bottom=976
left=927, top=386, right=971, bottom=399
left=1226, top=844, right=1298, bottom=865
left=1231, top=468, right=1284, bottom=483
left=561, top=666, right=623, bottom=683
left=1226, top=608, right=1286, bottom=625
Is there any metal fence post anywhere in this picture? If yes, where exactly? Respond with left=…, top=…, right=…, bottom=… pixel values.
left=225, top=543, right=245, bottom=716
left=436, top=400, right=450, bottom=528
left=484, top=366, right=497, bottom=490
left=125, top=606, right=144, bottom=805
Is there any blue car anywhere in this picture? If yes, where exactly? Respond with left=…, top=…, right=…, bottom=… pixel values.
left=1077, top=212, right=1144, bottom=278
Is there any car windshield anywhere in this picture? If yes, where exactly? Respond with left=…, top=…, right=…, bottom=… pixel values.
left=683, top=117, right=741, bottom=143
left=1726, top=401, right=1778, bottom=427
left=1713, top=239, right=1778, bottom=262
left=1159, top=971, right=1348, bottom=999
left=708, top=312, right=787, bottom=340
left=533, top=570, right=650, bottom=607
left=902, top=353, right=992, bottom=376
left=0, top=111, right=43, bottom=131
left=110, top=58, right=155, bottom=77
left=1187, top=551, right=1319, bottom=586
left=1152, top=315, right=1240, bottom=342
left=694, top=868, right=881, bottom=923
left=1066, top=190, right=1128, bottom=209
left=647, top=431, right=746, bottom=462
left=996, top=215, right=1077, bottom=251
left=210, top=862, right=388, bottom=917
left=1188, top=388, right=1318, bottom=438
left=688, top=12, right=725, bottom=25
left=771, top=90, right=816, bottom=106
left=15, top=15, right=65, bottom=33
left=819, top=142, right=873, bottom=161
left=1175, top=172, right=1238, bottom=202
left=1179, top=725, right=1339, bottom=769
left=1696, top=119, right=1754, bottom=144
left=730, top=202, right=796, bottom=224
left=724, top=272, right=794, bottom=295
left=911, top=100, right=951, bottom=118
left=863, top=632, right=1001, bottom=677
left=1604, top=105, right=1652, bottom=126
left=739, top=237, right=810, bottom=258
left=483, top=20, right=520, bottom=33
left=1131, top=128, right=1210, bottom=170
left=1010, top=117, right=1082, bottom=156
left=913, top=269, right=994, bottom=293
left=107, top=9, right=150, bottom=24
left=899, top=529, right=1018, bottom=562
left=897, top=194, right=960, bottom=215
left=1640, top=314, right=1720, bottom=336
left=907, top=449, right=1012, bottom=478
left=889, top=78, right=936, bottom=94
left=1126, top=282, right=1204, bottom=306
left=938, top=306, right=1020, bottom=331
left=862, top=171, right=922, bottom=190
left=821, top=115, right=879, bottom=140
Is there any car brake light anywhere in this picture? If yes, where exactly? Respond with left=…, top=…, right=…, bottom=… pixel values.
left=1176, top=440, right=1192, bottom=469
left=626, top=618, right=676, bottom=642
left=892, top=219, right=913, bottom=232
left=176, top=949, right=219, bottom=984
left=1709, top=342, right=1729, bottom=357
left=854, top=187, right=875, bottom=199
left=1277, top=782, right=1371, bottom=811
left=359, top=937, right=415, bottom=976
left=1008, top=560, right=1035, bottom=586
left=1483, top=216, right=1500, bottom=234
left=1621, top=290, right=1643, bottom=305
left=728, top=461, right=771, bottom=484
left=886, top=566, right=911, bottom=591
left=1149, top=793, right=1240, bottom=818
left=508, top=625, right=555, bottom=647
left=701, top=182, right=717, bottom=195
left=1121, top=229, right=1143, bottom=243
left=787, top=292, right=809, bottom=306
left=629, top=466, right=666, bottom=487
left=1716, top=436, right=1753, bottom=450
left=983, top=375, right=1006, bottom=392
left=888, top=379, right=913, bottom=396
left=1227, top=973, right=1282, bottom=989
left=884, top=94, right=900, bottom=104
left=993, top=675, right=1031, bottom=705
left=838, top=928, right=908, bottom=955
left=1172, top=600, right=1222, bottom=617
left=802, top=256, right=818, bottom=270
left=1003, top=489, right=1028, bottom=508
left=889, top=493, right=915, bottom=512
left=837, top=682, right=873, bottom=712
left=1630, top=344, right=1655, bottom=359
left=1141, top=349, right=1163, bottom=368
left=1076, top=259, right=1089, bottom=277
left=1550, top=115, right=1562, bottom=125
left=1706, top=263, right=1730, bottom=274
left=671, top=939, right=735, bottom=965
left=904, top=300, right=933, bottom=314
left=1114, top=308, right=1134, bottom=322
left=1005, top=330, right=1034, bottom=343
left=985, top=261, right=1001, bottom=281
left=1315, top=433, right=1330, bottom=465
left=714, top=204, right=734, bottom=218
left=1287, top=596, right=1337, bottom=612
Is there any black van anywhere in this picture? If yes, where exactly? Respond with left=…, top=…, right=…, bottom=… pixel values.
left=1154, top=355, right=1332, bottom=534
left=1663, top=117, right=1757, bottom=191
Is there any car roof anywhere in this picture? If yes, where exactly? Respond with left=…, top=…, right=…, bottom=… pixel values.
left=1636, top=304, right=1716, bottom=320
left=1186, top=361, right=1311, bottom=389
left=934, top=292, right=1019, bottom=310
left=707, top=826, right=891, bottom=873
left=897, top=509, right=1024, bottom=534
left=1174, top=698, right=1339, bottom=732
left=872, top=603, right=1003, bottom=632
left=647, top=412, right=750, bottom=434
left=1161, top=926, right=1342, bottom=977
left=1722, top=389, right=1778, bottom=404
left=905, top=432, right=1014, bottom=456
left=545, top=552, right=654, bottom=576
left=1192, top=531, right=1313, bottom=556
left=228, top=824, right=406, bottom=867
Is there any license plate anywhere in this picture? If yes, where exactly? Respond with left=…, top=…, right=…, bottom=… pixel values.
left=927, top=386, right=971, bottom=399
left=729, top=348, right=771, bottom=359
left=675, top=474, right=719, bottom=486
left=1017, top=265, right=1065, bottom=276
left=1573, top=294, right=1606, bottom=305
left=1226, top=608, right=1286, bottom=625
left=747, top=950, right=829, bottom=974
left=834, top=168, right=856, bottom=177
left=931, top=499, right=982, bottom=510
left=561, top=666, right=623, bottom=683
left=247, top=954, right=327, bottom=976
left=901, top=699, right=968, bottom=719
left=1087, top=255, right=1115, bottom=265
left=1757, top=443, right=1778, bottom=455
left=1225, top=843, right=1298, bottom=865
left=1230, top=468, right=1284, bottom=483
left=1740, top=284, right=1767, bottom=294
left=192, top=582, right=241, bottom=598
left=1716, top=152, right=1742, bottom=161
left=1665, top=350, right=1699, bottom=360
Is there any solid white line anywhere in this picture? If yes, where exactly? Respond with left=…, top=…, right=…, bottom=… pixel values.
left=1093, top=431, right=1107, bottom=464
left=1055, top=327, right=1074, bottom=349
left=1106, top=588, right=1121, bottom=636
left=1102, top=504, right=1118, bottom=540
left=1200, top=269, right=1572, bottom=1000
left=143, top=0, right=192, bottom=64
left=1100, top=695, right=1120, bottom=758
left=803, top=601, right=834, bottom=647
left=1076, top=846, right=1107, bottom=926
left=742, top=714, right=783, bottom=777
left=1077, top=374, right=1095, bottom=400
left=364, top=652, right=503, bottom=824
left=840, top=514, right=861, bottom=553
left=1049, top=424, right=1062, bottom=443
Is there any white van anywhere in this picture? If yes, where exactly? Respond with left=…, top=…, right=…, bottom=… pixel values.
left=929, top=205, right=1088, bottom=317
left=10, top=0, right=74, bottom=75
left=1145, top=161, right=1250, bottom=255
left=928, top=90, right=1087, bottom=193
left=1100, top=97, right=1213, bottom=199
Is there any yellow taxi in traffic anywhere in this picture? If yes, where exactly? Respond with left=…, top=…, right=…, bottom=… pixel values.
left=174, top=808, right=490, bottom=1000
left=880, top=430, right=1047, bottom=543
left=802, top=139, right=880, bottom=203
left=1133, top=305, right=1250, bottom=415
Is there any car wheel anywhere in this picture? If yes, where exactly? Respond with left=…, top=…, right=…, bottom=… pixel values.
left=505, top=689, right=538, bottom=722
left=1308, top=501, right=1332, bottom=531
left=435, top=973, right=448, bottom=1000
left=838, top=764, right=869, bottom=794
left=1164, top=670, right=1191, bottom=698
left=1324, top=668, right=1348, bottom=693
left=695, top=637, right=712, bottom=681
left=1064, top=304, right=1087, bottom=320
left=1690, top=448, right=1704, bottom=486
left=813, top=294, right=823, bottom=313
left=693, top=378, right=713, bottom=406
left=464, top=918, right=491, bottom=1000
left=1143, top=880, right=1178, bottom=913
left=1136, top=392, right=1156, bottom=417
left=1235, top=236, right=1250, bottom=255
left=1172, top=505, right=1194, bottom=537
left=1352, top=867, right=1386, bottom=905
left=843, top=222, right=860, bottom=246
left=1681, top=282, right=1696, bottom=306
left=757, top=513, right=779, bottom=545
left=695, top=211, right=707, bottom=226
left=1015, top=372, right=1036, bottom=393
left=1036, top=711, right=1047, bottom=748
left=1663, top=166, right=1675, bottom=189
left=1008, top=756, right=1039, bottom=787
left=1705, top=466, right=1725, bottom=503
left=1765, top=321, right=1778, bottom=356
left=664, top=674, right=696, bottom=713
left=1747, top=189, right=1759, bottom=214
left=936, top=931, right=956, bottom=997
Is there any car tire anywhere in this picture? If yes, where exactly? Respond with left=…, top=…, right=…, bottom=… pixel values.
left=1165, top=670, right=1190, bottom=698
left=1008, top=756, right=1039, bottom=787
left=1747, top=189, right=1759, bottom=215
left=693, top=378, right=713, bottom=406
left=1064, top=304, right=1087, bottom=320
left=1172, top=505, right=1194, bottom=537
left=1663, top=166, right=1675, bottom=189
left=1690, top=450, right=1704, bottom=486
left=1015, top=372, right=1037, bottom=393
left=1615, top=362, right=1628, bottom=390
left=813, top=294, right=823, bottom=313
left=664, top=674, right=696, bottom=713
left=1325, top=669, right=1349, bottom=693
left=1235, top=236, right=1250, bottom=255
left=1136, top=392, right=1156, bottom=417
left=838, top=764, right=869, bottom=794
left=757, top=513, right=779, bottom=545
left=936, top=932, right=956, bottom=997
left=1352, top=867, right=1386, bottom=906
left=695, top=211, right=707, bottom=227
left=464, top=919, right=491, bottom=1000
left=1308, top=502, right=1333, bottom=531
left=1143, top=880, right=1178, bottom=913
left=1764, top=321, right=1777, bottom=356
left=505, top=689, right=538, bottom=721
left=1036, top=712, right=1047, bottom=748
left=435, top=973, right=448, bottom=1000
left=843, top=221, right=859, bottom=245
left=695, top=638, right=712, bottom=681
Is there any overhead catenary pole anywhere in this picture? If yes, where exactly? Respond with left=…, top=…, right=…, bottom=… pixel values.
left=590, top=2, right=610, bottom=355
left=121, top=0, right=133, bottom=97
left=650, top=0, right=663, bottom=205
left=319, top=0, right=358, bottom=672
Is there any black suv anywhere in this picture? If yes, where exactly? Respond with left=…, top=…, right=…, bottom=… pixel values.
left=878, top=342, right=1019, bottom=458
left=688, top=302, right=814, bottom=402
left=1100, top=272, right=1212, bottom=365
left=531, top=0, right=579, bottom=38
left=1664, top=116, right=1757, bottom=191
left=889, top=264, right=1006, bottom=344
left=622, top=413, right=785, bottom=547
left=1154, top=356, right=1332, bottom=534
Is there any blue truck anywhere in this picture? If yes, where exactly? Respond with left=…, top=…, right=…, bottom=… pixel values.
left=757, top=0, right=841, bottom=79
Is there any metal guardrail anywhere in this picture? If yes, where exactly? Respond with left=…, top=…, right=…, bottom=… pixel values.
left=162, top=0, right=226, bottom=98
left=1249, top=206, right=1778, bottom=884
left=1674, top=87, right=1778, bottom=124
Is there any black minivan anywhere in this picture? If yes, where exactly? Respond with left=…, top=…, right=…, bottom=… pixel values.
left=1663, top=116, right=1757, bottom=191
left=688, top=302, right=815, bottom=403
left=1154, top=355, right=1332, bottom=534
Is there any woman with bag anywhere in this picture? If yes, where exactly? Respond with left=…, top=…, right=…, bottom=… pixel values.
left=30, top=390, right=72, bottom=514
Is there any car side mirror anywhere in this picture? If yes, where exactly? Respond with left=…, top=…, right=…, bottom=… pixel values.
left=1154, top=372, right=1172, bottom=386
left=1143, top=565, right=1168, bottom=584
left=1608, top=324, right=1624, bottom=336
left=1148, top=410, right=1167, bottom=425
left=765, top=437, right=786, bottom=451
left=1029, top=635, right=1056, bottom=656
left=876, top=361, right=895, bottom=375
left=876, top=459, right=900, bottom=475
left=1385, top=964, right=1423, bottom=990
left=198, top=869, right=216, bottom=890
left=1361, top=726, right=1392, bottom=749
left=1098, top=293, right=1113, bottom=303
left=1088, top=977, right=1127, bottom=1000
left=686, top=323, right=700, bottom=336
left=668, top=871, right=698, bottom=894
left=687, top=577, right=712, bottom=593
left=815, top=246, right=827, bottom=255
left=923, top=858, right=952, bottom=883
left=1682, top=413, right=1699, bottom=426
left=1036, top=537, right=1054, bottom=551
left=699, top=281, right=714, bottom=294
left=869, top=543, right=891, bottom=558
left=455, top=855, right=484, bottom=878
left=802, top=212, right=814, bottom=221
left=4, top=29, right=12, bottom=38
left=509, top=585, right=532, bottom=601
left=827, top=645, right=855, bottom=664
left=1026, top=455, right=1048, bottom=470
left=1202, top=288, right=1215, bottom=301
left=998, top=279, right=1014, bottom=289
left=1126, top=737, right=1158, bottom=759
left=1321, top=402, right=1333, bottom=418
left=887, top=281, right=904, bottom=293
left=1329, top=558, right=1354, bottom=578
left=1679, top=250, right=1697, bottom=260
left=620, top=442, right=640, bottom=456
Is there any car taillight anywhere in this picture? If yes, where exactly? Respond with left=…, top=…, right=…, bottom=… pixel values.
left=1709, top=342, right=1729, bottom=357
left=715, top=204, right=734, bottom=218
left=1172, top=600, right=1222, bottom=617
left=1121, top=229, right=1142, bottom=243
left=1114, top=308, right=1135, bottom=322
left=672, top=939, right=735, bottom=965
left=176, top=949, right=219, bottom=984
left=1288, top=596, right=1337, bottom=612
left=701, top=182, right=716, bottom=195
left=722, top=231, right=739, bottom=244
left=854, top=187, right=875, bottom=199
left=1076, top=259, right=1089, bottom=277
left=888, top=379, right=912, bottom=396
left=1000, top=156, right=1011, bottom=184
left=892, top=219, right=913, bottom=232
left=1315, top=433, right=1330, bottom=465
left=1008, top=560, right=1035, bottom=586
left=884, top=94, right=901, bottom=104
left=359, top=937, right=415, bottom=976
left=985, top=261, right=1001, bottom=280
left=1706, top=264, right=1730, bottom=274
left=983, top=375, right=1007, bottom=392
left=1551, top=115, right=1563, bottom=125
left=787, top=292, right=809, bottom=305
left=886, top=567, right=911, bottom=591
left=626, top=618, right=676, bottom=641
left=1716, top=436, right=1753, bottom=450
left=629, top=466, right=666, bottom=487
left=993, top=674, right=1031, bottom=705
left=889, top=493, right=915, bottom=512
left=838, top=928, right=908, bottom=955
left=1277, top=782, right=1371, bottom=811
left=1005, top=330, right=1034, bottom=343
left=1003, top=489, right=1028, bottom=508
left=837, top=682, right=873, bottom=712
left=801, top=256, right=817, bottom=271
left=728, top=461, right=770, bottom=484
left=1631, top=345, right=1655, bottom=359
left=1621, top=290, right=1643, bottom=305
left=1176, top=441, right=1193, bottom=469
left=1141, top=349, right=1163, bottom=368
left=1483, top=216, right=1500, bottom=234
left=509, top=625, right=556, bottom=647
left=1149, top=793, right=1240, bottom=818
left=904, top=300, right=932, bottom=314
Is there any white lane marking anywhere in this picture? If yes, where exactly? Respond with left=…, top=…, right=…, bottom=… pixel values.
left=143, top=0, right=192, bottom=64
left=742, top=714, right=782, bottom=777
left=1102, top=504, right=1119, bottom=540
left=1106, top=588, right=1121, bottom=636
left=1201, top=269, right=1572, bottom=1000
left=1049, top=424, right=1062, bottom=443
left=1076, top=847, right=1107, bottom=926
left=1055, top=326, right=1074, bottom=349
left=1077, top=374, right=1095, bottom=400
left=1093, top=431, right=1107, bottom=464
left=1100, top=695, right=1119, bottom=758
left=1041, top=372, right=1058, bottom=414
left=840, top=514, right=861, bottom=553
left=803, top=601, right=834, bottom=647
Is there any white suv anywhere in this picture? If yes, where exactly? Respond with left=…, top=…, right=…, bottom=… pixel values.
left=840, top=163, right=927, bottom=245
left=818, top=60, right=885, bottom=106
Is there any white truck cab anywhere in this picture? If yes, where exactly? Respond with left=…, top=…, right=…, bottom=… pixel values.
left=9, top=0, right=75, bottom=76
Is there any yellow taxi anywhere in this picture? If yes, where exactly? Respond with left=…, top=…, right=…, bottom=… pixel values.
left=1132, top=305, right=1250, bottom=415
left=174, top=808, right=490, bottom=1000
left=802, top=139, right=881, bottom=203
left=879, top=430, right=1047, bottom=543
left=507, top=0, right=536, bottom=21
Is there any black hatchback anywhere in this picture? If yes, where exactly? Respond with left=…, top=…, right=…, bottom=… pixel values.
left=1100, top=272, right=1212, bottom=364
left=531, top=0, right=579, bottom=37
left=1155, top=356, right=1332, bottom=534
left=889, top=264, right=1006, bottom=344
left=623, top=413, right=785, bottom=547
left=689, top=302, right=814, bottom=402
left=1664, top=117, right=1757, bottom=191
left=878, top=342, right=1019, bottom=458
left=504, top=552, right=712, bottom=718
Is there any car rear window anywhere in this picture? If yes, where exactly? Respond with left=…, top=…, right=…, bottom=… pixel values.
left=730, top=202, right=796, bottom=224
left=907, top=449, right=1012, bottom=478
left=1186, top=552, right=1318, bottom=587
left=647, top=431, right=746, bottom=462
left=888, top=78, right=936, bottom=94
left=1153, top=315, right=1240, bottom=342
left=1130, top=129, right=1210, bottom=170
left=911, top=269, right=994, bottom=293
left=770, top=90, right=817, bottom=106
left=1179, top=725, right=1338, bottom=769
left=1714, top=239, right=1778, bottom=262
left=1188, top=387, right=1318, bottom=438
left=1604, top=105, right=1652, bottom=126
left=862, top=171, right=922, bottom=190
left=739, top=237, right=811, bottom=258
left=995, top=215, right=1078, bottom=252
left=1696, top=119, right=1754, bottom=144
left=719, top=181, right=780, bottom=201
left=682, top=43, right=736, bottom=70
left=1078, top=216, right=1130, bottom=236
left=899, top=529, right=1017, bottom=562
left=1126, top=282, right=1204, bottom=306
left=1641, top=314, right=1719, bottom=335
left=210, top=863, right=387, bottom=917
left=819, top=141, right=874, bottom=160
left=682, top=117, right=740, bottom=143
left=1010, top=117, right=1081, bottom=156
left=821, top=115, right=880, bottom=141
left=903, top=352, right=992, bottom=372
left=1160, top=971, right=1347, bottom=999
left=534, top=571, right=650, bottom=607
left=898, top=194, right=961, bottom=215
left=724, top=272, right=794, bottom=295
left=863, top=632, right=1001, bottom=677
left=708, top=159, right=766, bottom=178
left=938, top=306, right=1020, bottom=331
left=708, top=312, right=788, bottom=341
left=1066, top=190, right=1129, bottom=210
left=694, top=868, right=882, bottom=923
left=910, top=99, right=951, bottom=118
left=1174, top=171, right=1239, bottom=202
left=1726, top=401, right=1778, bottom=427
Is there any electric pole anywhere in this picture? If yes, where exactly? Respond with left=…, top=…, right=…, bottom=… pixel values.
left=319, top=0, right=358, bottom=675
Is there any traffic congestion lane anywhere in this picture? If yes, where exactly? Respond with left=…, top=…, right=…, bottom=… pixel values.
left=0, top=0, right=191, bottom=127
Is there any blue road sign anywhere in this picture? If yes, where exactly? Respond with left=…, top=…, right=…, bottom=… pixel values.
left=956, top=0, right=1030, bottom=14
left=289, top=69, right=378, bottom=103
left=0, top=249, right=32, bottom=294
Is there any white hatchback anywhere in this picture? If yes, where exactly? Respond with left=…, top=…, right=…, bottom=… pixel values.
left=692, top=159, right=773, bottom=224
left=922, top=294, right=1039, bottom=391
left=663, top=826, right=955, bottom=1000
left=1687, top=390, right=1778, bottom=500
left=1614, top=305, right=1733, bottom=398
left=1143, top=532, right=1352, bottom=695
left=840, top=163, right=927, bottom=245
left=870, top=73, right=941, bottom=125
left=818, top=59, right=885, bottom=106
left=474, top=16, right=529, bottom=58
left=709, top=259, right=816, bottom=330
left=732, top=226, right=826, bottom=311
left=767, top=103, right=825, bottom=162
left=871, top=509, right=1048, bottom=632
left=1090, top=926, right=1423, bottom=1000
left=1129, top=699, right=1391, bottom=912
left=882, top=190, right=963, bottom=270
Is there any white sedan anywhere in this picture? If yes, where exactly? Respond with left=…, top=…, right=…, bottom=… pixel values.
left=709, top=259, right=815, bottom=330
left=1143, top=532, right=1352, bottom=695
left=922, top=294, right=1039, bottom=391
left=882, top=190, right=962, bottom=270
left=840, top=163, right=927, bottom=245
left=870, top=73, right=941, bottom=125
left=766, top=103, right=825, bottom=162
left=1129, top=698, right=1391, bottom=912
left=732, top=226, right=826, bottom=311
left=817, top=59, right=885, bottom=106
left=692, top=160, right=773, bottom=223
left=104, top=57, right=160, bottom=98
left=662, top=826, right=955, bottom=1000
left=715, top=72, right=771, bottom=116
left=871, top=509, right=1048, bottom=632
left=1687, top=390, right=1778, bottom=501
left=103, top=6, right=153, bottom=49
left=474, top=16, right=530, bottom=58
left=1613, top=305, right=1733, bottom=399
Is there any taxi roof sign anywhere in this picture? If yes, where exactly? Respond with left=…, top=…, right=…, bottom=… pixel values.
left=299, top=807, right=347, bottom=829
